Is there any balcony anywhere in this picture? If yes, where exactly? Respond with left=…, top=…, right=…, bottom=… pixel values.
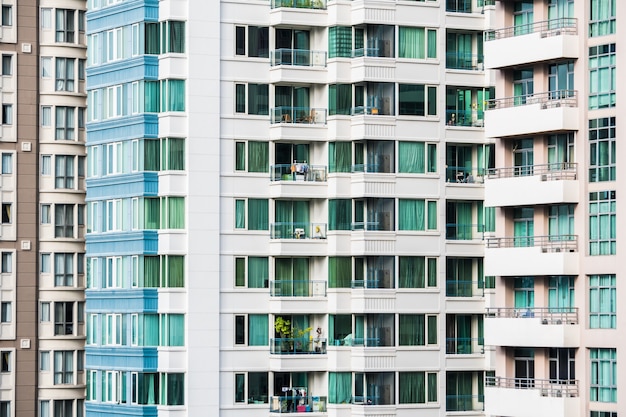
left=270, top=49, right=327, bottom=84
left=446, top=53, right=484, bottom=71
left=446, top=166, right=486, bottom=185
left=445, top=109, right=485, bottom=129
left=485, top=18, right=579, bottom=69
left=270, top=165, right=327, bottom=199
left=446, top=224, right=485, bottom=241
left=269, top=0, right=327, bottom=27
left=485, top=235, right=578, bottom=276
left=270, top=280, right=327, bottom=297
left=269, top=222, right=328, bottom=256
left=485, top=377, right=580, bottom=417
left=270, top=107, right=328, bottom=141
left=446, top=395, right=484, bottom=413
left=486, top=163, right=578, bottom=207
left=270, top=395, right=327, bottom=413
left=446, top=338, right=484, bottom=355
left=485, top=91, right=579, bottom=138
left=270, top=338, right=328, bottom=355
left=446, top=280, right=488, bottom=298
left=485, top=307, right=580, bottom=348
left=271, top=222, right=327, bottom=240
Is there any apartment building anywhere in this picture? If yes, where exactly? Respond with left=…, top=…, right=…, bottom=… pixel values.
left=0, top=0, right=88, bottom=417
left=483, top=1, right=623, bottom=417
left=83, top=0, right=496, bottom=416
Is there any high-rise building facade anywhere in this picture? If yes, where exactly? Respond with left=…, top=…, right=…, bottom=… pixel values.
left=84, top=1, right=497, bottom=415
left=483, top=1, right=623, bottom=417
left=0, top=0, right=87, bottom=416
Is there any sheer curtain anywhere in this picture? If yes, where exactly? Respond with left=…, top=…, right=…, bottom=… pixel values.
left=329, top=373, right=352, bottom=404
left=248, top=257, right=268, bottom=288
left=399, top=256, right=425, bottom=288
left=398, top=142, right=425, bottom=173
left=399, top=314, right=424, bottom=346
left=328, top=257, right=351, bottom=288
left=399, top=27, right=425, bottom=59
left=167, top=197, right=185, bottom=229
left=143, top=256, right=159, bottom=287
left=328, top=199, right=351, bottom=230
left=248, top=141, right=268, bottom=173
left=248, top=314, right=269, bottom=346
left=399, top=372, right=425, bottom=403
left=247, top=199, right=268, bottom=230
left=329, top=142, right=351, bottom=173
left=168, top=256, right=184, bottom=287
left=399, top=199, right=425, bottom=230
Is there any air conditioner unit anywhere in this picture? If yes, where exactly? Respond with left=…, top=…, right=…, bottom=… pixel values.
left=540, top=174, right=548, bottom=181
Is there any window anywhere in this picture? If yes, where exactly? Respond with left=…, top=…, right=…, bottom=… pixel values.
left=104, top=313, right=123, bottom=345
left=55, top=204, right=74, bottom=237
left=0, top=252, right=11, bottom=273
left=590, top=348, right=617, bottom=402
left=234, top=314, right=268, bottom=346
left=399, top=314, right=438, bottom=345
left=1, top=55, right=12, bottom=75
left=328, top=199, right=352, bottom=231
left=0, top=402, right=9, bottom=417
left=234, top=141, right=268, bottom=173
left=105, top=85, right=123, bottom=118
left=589, top=44, right=616, bottom=109
left=160, top=314, right=185, bottom=346
left=161, top=21, right=186, bottom=53
left=328, top=84, right=352, bottom=116
left=328, top=27, right=352, bottom=58
left=1, top=6, right=12, bottom=26
left=54, top=351, right=74, bottom=384
left=161, top=196, right=185, bottom=229
left=161, top=79, right=186, bottom=112
left=589, top=191, right=616, bottom=255
left=399, top=256, right=437, bottom=288
left=0, top=302, right=10, bottom=323
left=399, top=372, right=438, bottom=403
left=55, top=156, right=75, bottom=189
left=589, top=275, right=616, bottom=328
left=1, top=204, right=10, bottom=224
left=398, top=142, right=437, bottom=173
left=234, top=26, right=269, bottom=58
left=589, top=117, right=615, bottom=182
left=161, top=137, right=185, bottom=171
left=329, top=142, right=351, bottom=173
left=55, top=58, right=76, bottom=92
left=1, top=153, right=13, bottom=174
left=235, top=198, right=268, bottom=230
left=0, top=351, right=10, bottom=372
left=399, top=84, right=437, bottom=116
left=105, top=142, right=122, bottom=175
left=54, top=302, right=75, bottom=335
left=590, top=0, right=616, bottom=37
left=234, top=257, right=268, bottom=288
left=398, top=199, right=437, bottom=231
left=235, top=83, right=269, bottom=115
left=1, top=105, right=12, bottom=125
left=56, top=9, right=75, bottom=43
left=105, top=257, right=122, bottom=288
left=399, top=27, right=437, bottom=59
left=160, top=373, right=185, bottom=405
left=328, top=372, right=352, bottom=404
left=56, top=106, right=76, bottom=140
left=235, top=372, right=268, bottom=404
left=103, top=371, right=125, bottom=403
left=54, top=253, right=74, bottom=286
left=591, top=412, right=617, bottom=417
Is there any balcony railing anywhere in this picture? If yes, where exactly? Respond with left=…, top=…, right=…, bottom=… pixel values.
left=446, top=224, right=485, bottom=240
left=485, top=17, right=578, bottom=41
left=446, top=280, right=487, bottom=297
left=486, top=90, right=578, bottom=110
left=446, top=337, right=484, bottom=354
left=445, top=109, right=485, bottom=127
left=270, top=338, right=328, bottom=355
left=351, top=163, right=392, bottom=174
left=270, top=395, right=328, bottom=413
left=271, top=164, right=328, bottom=182
left=270, top=222, right=328, bottom=239
left=271, top=107, right=327, bottom=125
left=351, top=105, right=392, bottom=116
left=487, top=162, right=577, bottom=180
left=446, top=166, right=487, bottom=183
left=271, top=49, right=327, bottom=67
left=446, top=0, right=475, bottom=13
left=486, top=376, right=579, bottom=397
left=270, top=0, right=327, bottom=9
left=269, top=280, right=327, bottom=297
left=486, top=234, right=578, bottom=252
left=446, top=394, right=484, bottom=412
left=485, top=307, right=579, bottom=324
left=351, top=221, right=392, bottom=232
left=351, top=395, right=391, bottom=405
left=446, top=52, right=484, bottom=70
left=351, top=279, right=393, bottom=289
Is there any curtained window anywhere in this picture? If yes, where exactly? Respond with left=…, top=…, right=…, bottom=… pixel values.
left=399, top=199, right=435, bottom=231
left=329, top=199, right=352, bottom=230
left=328, top=27, right=352, bottom=58
left=248, top=199, right=269, bottom=230
left=399, top=314, right=426, bottom=346
left=329, top=84, right=352, bottom=115
left=399, top=372, right=426, bottom=403
left=329, top=257, right=351, bottom=288
left=398, top=142, right=425, bottom=173
left=329, top=142, right=351, bottom=173
left=328, top=373, right=352, bottom=404
left=248, top=314, right=269, bottom=346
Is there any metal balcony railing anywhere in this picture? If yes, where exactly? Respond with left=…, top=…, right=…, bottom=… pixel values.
left=446, top=52, right=484, bottom=70
left=485, top=17, right=578, bottom=41
left=445, top=109, right=485, bottom=127
left=486, top=90, right=578, bottom=110
left=270, top=338, right=328, bottom=355
left=446, top=223, right=485, bottom=240
left=270, top=222, right=327, bottom=239
left=270, top=49, right=327, bottom=67
left=487, top=162, right=577, bottom=180
left=446, top=280, right=487, bottom=297
left=486, top=376, right=579, bottom=397
left=485, top=307, right=579, bottom=324
left=446, top=337, right=484, bottom=355
left=446, top=166, right=487, bottom=183
left=486, top=234, right=578, bottom=252
left=270, top=164, right=327, bottom=182
left=269, top=280, right=327, bottom=297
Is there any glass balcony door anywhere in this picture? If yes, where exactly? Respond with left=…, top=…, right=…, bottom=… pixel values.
left=514, top=348, right=535, bottom=388
left=275, top=258, right=310, bottom=296
left=513, top=207, right=534, bottom=247
left=275, top=28, right=310, bottom=66
left=513, top=0, right=534, bottom=35
left=513, top=138, right=534, bottom=176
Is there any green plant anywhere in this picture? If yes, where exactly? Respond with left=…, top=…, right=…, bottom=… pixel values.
left=275, top=316, right=292, bottom=339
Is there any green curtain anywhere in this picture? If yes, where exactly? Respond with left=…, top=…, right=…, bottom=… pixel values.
left=143, top=256, right=159, bottom=287
left=145, top=22, right=160, bottom=54
left=248, top=314, right=268, bottom=346
left=144, top=81, right=160, bottom=112
left=275, top=258, right=294, bottom=296
left=248, top=199, right=268, bottom=230
left=167, top=138, right=185, bottom=170
left=427, top=258, right=437, bottom=287
left=167, top=314, right=185, bottom=346
left=398, top=142, right=425, bottom=173
left=248, top=84, right=269, bottom=115
left=248, top=141, right=269, bottom=173
left=399, top=27, right=425, bottom=59
left=168, top=21, right=185, bottom=53
left=235, top=258, right=245, bottom=287
left=329, top=84, right=352, bottom=116
left=167, top=197, right=185, bottom=229
left=399, top=199, right=425, bottom=230
left=144, top=140, right=160, bottom=171
left=427, top=373, right=437, bottom=402
left=144, top=198, right=160, bottom=229
left=293, top=258, right=310, bottom=296
left=248, top=257, right=268, bottom=288
left=166, top=80, right=185, bottom=112
left=329, top=142, right=351, bottom=173
left=168, top=256, right=184, bottom=287
left=328, top=27, right=352, bottom=58
left=329, top=372, right=352, bottom=404
left=329, top=257, right=351, bottom=288
left=456, top=202, right=472, bottom=240
left=399, top=314, right=424, bottom=346
left=427, top=316, right=437, bottom=345
left=140, top=314, right=159, bottom=346
left=235, top=200, right=245, bottom=229
left=399, top=256, right=425, bottom=288
left=400, top=372, right=425, bottom=403
left=427, top=201, right=437, bottom=230
left=329, top=199, right=351, bottom=230
left=427, top=29, right=437, bottom=58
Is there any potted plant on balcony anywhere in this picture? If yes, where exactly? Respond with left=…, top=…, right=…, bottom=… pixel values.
left=275, top=316, right=293, bottom=352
